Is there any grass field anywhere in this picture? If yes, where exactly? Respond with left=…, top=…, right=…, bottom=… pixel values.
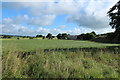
left=1, top=39, right=119, bottom=51
left=1, top=39, right=120, bottom=78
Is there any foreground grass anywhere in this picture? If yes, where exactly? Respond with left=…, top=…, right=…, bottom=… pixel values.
left=2, top=48, right=119, bottom=78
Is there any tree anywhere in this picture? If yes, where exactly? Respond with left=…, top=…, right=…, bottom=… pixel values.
left=61, top=33, right=68, bottom=39
left=77, top=32, right=96, bottom=40
left=107, top=0, right=120, bottom=43
left=77, top=33, right=84, bottom=40
left=36, top=35, right=43, bottom=37
left=107, top=0, right=120, bottom=29
left=46, top=33, right=52, bottom=39
left=56, top=33, right=62, bottom=39
left=17, top=37, right=20, bottom=40
left=91, top=31, right=96, bottom=36
left=42, top=36, right=45, bottom=39
left=52, top=36, right=55, bottom=39
left=2, top=35, right=12, bottom=38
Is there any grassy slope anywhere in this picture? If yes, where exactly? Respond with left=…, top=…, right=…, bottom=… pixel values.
left=1, top=39, right=119, bottom=52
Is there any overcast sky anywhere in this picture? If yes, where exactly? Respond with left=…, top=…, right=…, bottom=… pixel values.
left=1, top=0, right=119, bottom=36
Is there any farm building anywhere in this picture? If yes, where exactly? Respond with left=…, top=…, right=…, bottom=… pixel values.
left=67, top=35, right=78, bottom=40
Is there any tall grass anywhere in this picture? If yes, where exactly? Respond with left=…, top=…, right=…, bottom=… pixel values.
left=2, top=48, right=119, bottom=78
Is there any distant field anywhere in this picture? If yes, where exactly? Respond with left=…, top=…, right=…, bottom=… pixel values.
left=1, top=39, right=119, bottom=52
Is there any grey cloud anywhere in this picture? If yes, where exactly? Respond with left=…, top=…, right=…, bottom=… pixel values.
left=66, top=14, right=109, bottom=29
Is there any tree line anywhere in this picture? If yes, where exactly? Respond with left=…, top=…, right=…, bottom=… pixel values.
left=1, top=32, right=96, bottom=40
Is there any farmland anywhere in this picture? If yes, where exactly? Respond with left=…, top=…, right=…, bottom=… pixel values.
left=1, top=39, right=120, bottom=78
left=1, top=39, right=119, bottom=51
left=2, top=0, right=120, bottom=79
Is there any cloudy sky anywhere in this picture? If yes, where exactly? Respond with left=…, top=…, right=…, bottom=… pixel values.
left=1, top=0, right=119, bottom=36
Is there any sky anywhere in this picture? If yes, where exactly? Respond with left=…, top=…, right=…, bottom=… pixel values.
left=1, top=0, right=119, bottom=36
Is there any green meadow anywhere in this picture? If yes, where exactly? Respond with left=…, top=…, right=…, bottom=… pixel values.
left=2, top=39, right=119, bottom=51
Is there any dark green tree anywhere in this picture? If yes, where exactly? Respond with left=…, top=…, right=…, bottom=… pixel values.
left=91, top=31, right=96, bottom=36
left=107, top=0, right=120, bottom=29
left=77, top=32, right=95, bottom=40
left=107, top=0, right=120, bottom=43
left=2, top=35, right=12, bottom=38
left=56, top=33, right=62, bottom=39
left=17, top=37, right=20, bottom=40
left=42, top=36, right=45, bottom=39
left=46, top=33, right=52, bottom=39
left=36, top=35, right=43, bottom=37
left=61, top=33, right=68, bottom=39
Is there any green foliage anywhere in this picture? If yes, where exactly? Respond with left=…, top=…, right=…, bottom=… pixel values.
left=77, top=32, right=96, bottom=40
left=56, top=33, right=68, bottom=39
left=107, top=1, right=120, bottom=43
left=107, top=0, right=120, bottom=29
left=36, top=35, right=43, bottom=37
left=114, top=28, right=120, bottom=43
left=106, top=29, right=120, bottom=43
left=42, top=36, right=45, bottom=39
left=17, top=37, right=20, bottom=40
left=56, top=33, right=62, bottom=39
left=2, top=35, right=12, bottom=38
left=46, top=33, right=52, bottom=39
left=91, top=31, right=96, bottom=36
left=61, top=33, right=68, bottom=39
left=107, top=33, right=114, bottom=40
